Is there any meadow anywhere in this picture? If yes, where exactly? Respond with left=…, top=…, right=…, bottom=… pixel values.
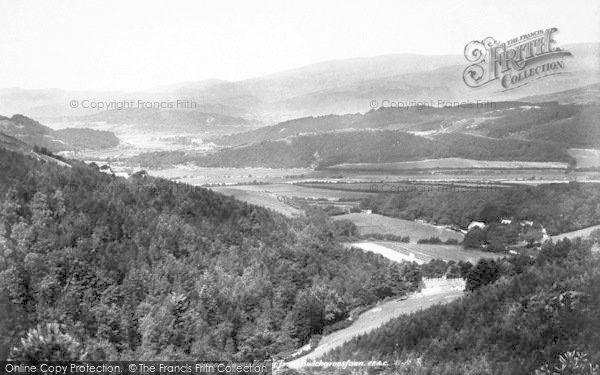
left=333, top=213, right=464, bottom=242
left=367, top=241, right=503, bottom=263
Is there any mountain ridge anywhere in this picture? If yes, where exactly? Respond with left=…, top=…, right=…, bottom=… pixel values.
left=2, top=43, right=597, bottom=123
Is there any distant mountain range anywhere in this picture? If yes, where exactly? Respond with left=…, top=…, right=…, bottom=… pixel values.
left=0, top=114, right=120, bottom=152
left=1, top=43, right=597, bottom=125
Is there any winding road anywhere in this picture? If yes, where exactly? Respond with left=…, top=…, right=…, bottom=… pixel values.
left=286, top=285, right=464, bottom=369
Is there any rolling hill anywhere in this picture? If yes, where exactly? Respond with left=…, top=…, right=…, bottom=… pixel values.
left=0, top=114, right=119, bottom=152
left=0, top=130, right=32, bottom=154
left=127, top=130, right=573, bottom=169
left=213, top=97, right=600, bottom=149
left=0, top=130, right=71, bottom=167
left=522, top=82, right=600, bottom=105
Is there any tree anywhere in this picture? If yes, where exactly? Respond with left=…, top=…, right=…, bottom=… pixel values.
left=589, top=228, right=600, bottom=244
left=458, top=261, right=473, bottom=279
left=464, top=227, right=486, bottom=249
left=536, top=351, right=600, bottom=375
left=10, top=323, right=85, bottom=361
left=522, top=226, right=543, bottom=246
left=466, top=259, right=500, bottom=291
left=401, top=262, right=423, bottom=290
left=289, top=289, right=325, bottom=345
left=479, top=203, right=502, bottom=224
left=0, top=189, right=20, bottom=238
left=51, top=190, right=66, bottom=219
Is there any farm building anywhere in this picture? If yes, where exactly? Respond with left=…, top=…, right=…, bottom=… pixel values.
left=468, top=221, right=485, bottom=230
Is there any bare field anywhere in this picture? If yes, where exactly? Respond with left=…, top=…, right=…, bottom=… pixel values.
left=348, top=242, right=425, bottom=264
left=369, top=241, right=503, bottom=263
left=333, top=213, right=464, bottom=242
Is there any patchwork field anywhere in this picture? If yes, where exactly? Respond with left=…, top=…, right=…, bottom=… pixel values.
left=309, top=169, right=598, bottom=185
left=220, top=183, right=375, bottom=200
left=326, top=158, right=569, bottom=171
left=149, top=167, right=311, bottom=185
left=299, top=181, right=508, bottom=194
left=333, top=213, right=464, bottom=242
left=211, top=183, right=377, bottom=216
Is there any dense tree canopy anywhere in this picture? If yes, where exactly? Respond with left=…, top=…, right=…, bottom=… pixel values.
left=0, top=147, right=421, bottom=360
left=360, top=183, right=600, bottom=235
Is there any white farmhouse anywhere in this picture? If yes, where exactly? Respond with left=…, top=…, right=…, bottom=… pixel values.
left=541, top=227, right=549, bottom=240
left=468, top=221, right=485, bottom=230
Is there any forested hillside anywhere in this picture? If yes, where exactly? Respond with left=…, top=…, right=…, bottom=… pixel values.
left=322, top=238, right=600, bottom=374
left=214, top=101, right=600, bottom=148
left=360, top=183, right=600, bottom=235
left=0, top=115, right=119, bottom=151
left=127, top=131, right=572, bottom=169
left=476, top=103, right=600, bottom=147
left=0, top=147, right=422, bottom=360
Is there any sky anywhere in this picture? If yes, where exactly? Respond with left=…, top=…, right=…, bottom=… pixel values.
left=0, top=0, right=598, bottom=91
